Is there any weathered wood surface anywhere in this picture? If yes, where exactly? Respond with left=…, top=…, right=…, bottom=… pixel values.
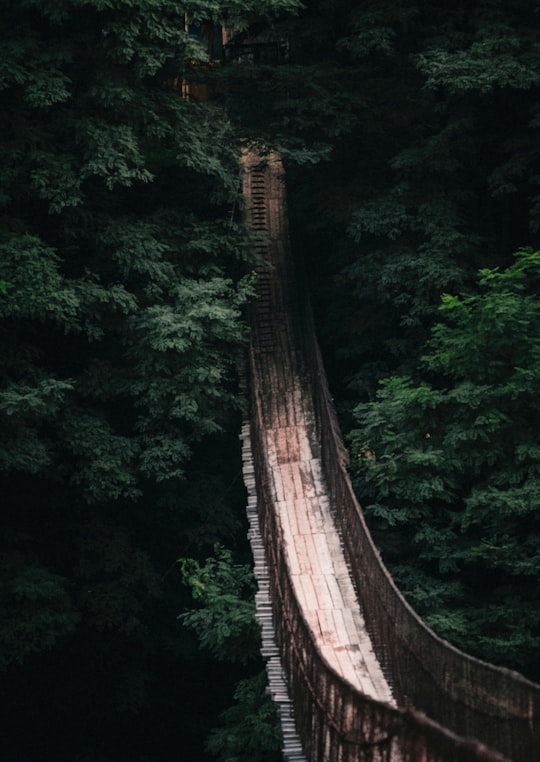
left=260, top=358, right=394, bottom=704
left=240, top=148, right=531, bottom=762
left=241, top=415, right=307, bottom=762
left=241, top=149, right=396, bottom=760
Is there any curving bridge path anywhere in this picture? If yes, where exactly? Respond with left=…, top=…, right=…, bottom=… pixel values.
left=239, top=148, right=540, bottom=762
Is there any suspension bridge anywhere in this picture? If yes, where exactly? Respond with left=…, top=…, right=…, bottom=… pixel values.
left=239, top=147, right=540, bottom=762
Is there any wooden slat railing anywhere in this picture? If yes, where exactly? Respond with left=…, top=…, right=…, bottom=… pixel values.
left=247, top=339, right=512, bottom=762
left=242, top=147, right=540, bottom=762
left=297, top=283, right=540, bottom=762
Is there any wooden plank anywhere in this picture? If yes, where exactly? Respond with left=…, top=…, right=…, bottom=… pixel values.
left=284, top=536, right=301, bottom=577
left=279, top=463, right=299, bottom=501
left=272, top=468, right=286, bottom=503
left=277, top=500, right=293, bottom=539
left=303, top=499, right=320, bottom=534
left=293, top=534, right=313, bottom=575
left=320, top=643, right=342, bottom=676
left=325, top=573, right=346, bottom=610
left=291, top=466, right=305, bottom=503
left=331, top=608, right=352, bottom=647
left=317, top=609, right=338, bottom=647
left=293, top=498, right=312, bottom=536
left=314, top=533, right=336, bottom=574
left=310, top=575, right=333, bottom=611
left=334, top=647, right=362, bottom=690
left=285, top=500, right=301, bottom=538
left=299, top=574, right=320, bottom=611
left=273, top=426, right=291, bottom=465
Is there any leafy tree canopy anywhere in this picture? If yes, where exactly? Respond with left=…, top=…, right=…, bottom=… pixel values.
left=349, top=249, right=540, bottom=678
left=0, top=0, right=299, bottom=758
left=180, top=545, right=283, bottom=760
left=179, top=544, right=260, bottom=665
left=220, top=0, right=540, bottom=396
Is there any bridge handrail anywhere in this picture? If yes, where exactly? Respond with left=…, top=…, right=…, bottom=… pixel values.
left=242, top=147, right=539, bottom=760
left=295, top=281, right=540, bottom=761
left=248, top=340, right=511, bottom=762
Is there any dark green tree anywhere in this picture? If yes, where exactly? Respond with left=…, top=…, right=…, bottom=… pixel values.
left=0, top=0, right=300, bottom=759
left=349, top=249, right=540, bottom=678
left=220, top=0, right=540, bottom=393
left=180, top=545, right=260, bottom=665
left=221, top=2, right=540, bottom=682
left=181, top=545, right=282, bottom=761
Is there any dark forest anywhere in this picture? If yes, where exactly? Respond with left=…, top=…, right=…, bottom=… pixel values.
left=1, top=1, right=539, bottom=760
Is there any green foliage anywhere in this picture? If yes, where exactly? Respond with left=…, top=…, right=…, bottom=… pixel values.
left=216, top=1, right=540, bottom=683
left=2, top=0, right=539, bottom=754
left=234, top=0, right=539, bottom=398
left=206, top=671, right=283, bottom=762
left=179, top=545, right=260, bottom=665
left=416, top=21, right=540, bottom=94
left=0, top=233, right=83, bottom=326
left=186, top=0, right=302, bottom=26
left=180, top=544, right=283, bottom=761
left=349, top=250, right=540, bottom=676
left=425, top=248, right=540, bottom=382
left=73, top=517, right=160, bottom=633
left=0, top=0, right=253, bottom=499
left=0, top=561, right=80, bottom=670
left=0, top=0, right=301, bottom=757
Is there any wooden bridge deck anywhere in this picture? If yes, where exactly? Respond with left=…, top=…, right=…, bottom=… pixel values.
left=240, top=147, right=539, bottom=762
left=241, top=148, right=395, bottom=759
left=258, top=351, right=394, bottom=704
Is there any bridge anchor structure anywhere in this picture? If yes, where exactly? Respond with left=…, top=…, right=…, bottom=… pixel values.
left=239, top=146, right=540, bottom=762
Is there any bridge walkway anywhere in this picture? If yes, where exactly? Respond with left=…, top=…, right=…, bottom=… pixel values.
left=240, top=147, right=539, bottom=762
left=241, top=147, right=398, bottom=759
left=257, top=347, right=394, bottom=703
